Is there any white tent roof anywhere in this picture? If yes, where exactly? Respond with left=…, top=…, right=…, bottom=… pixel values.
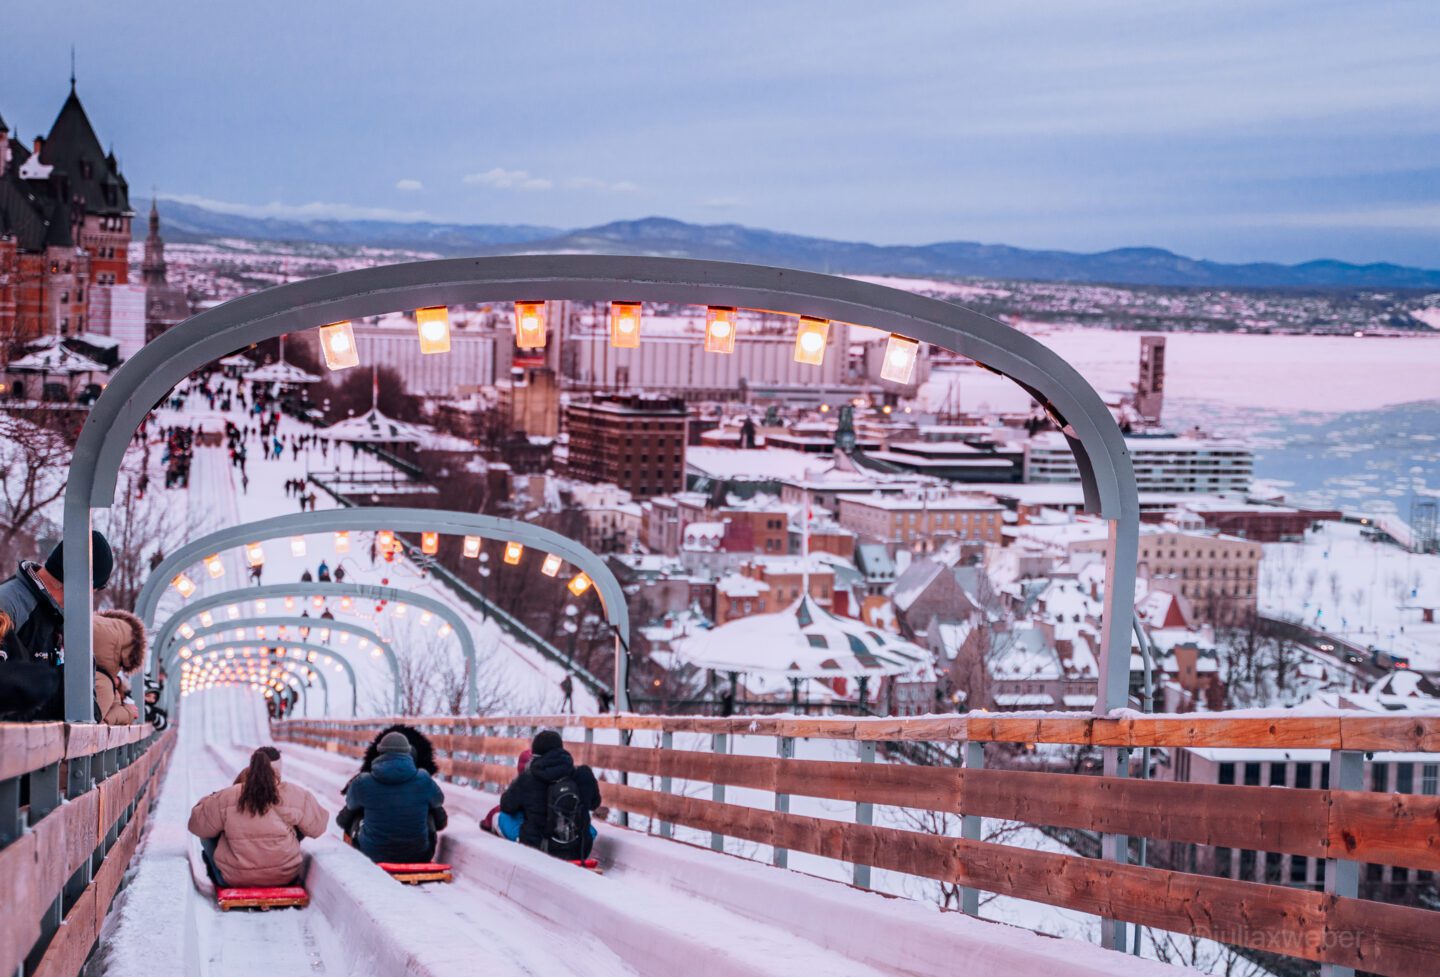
left=9, top=344, right=107, bottom=374
left=219, top=353, right=255, bottom=367
left=674, top=595, right=928, bottom=680
left=242, top=360, right=321, bottom=384
left=321, top=407, right=427, bottom=444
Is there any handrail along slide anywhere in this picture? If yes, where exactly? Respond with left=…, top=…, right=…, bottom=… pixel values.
left=0, top=722, right=175, bottom=977
left=275, top=711, right=1440, bottom=977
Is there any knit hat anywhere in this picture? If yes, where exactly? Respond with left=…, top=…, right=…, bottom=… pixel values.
left=377, top=731, right=413, bottom=755
left=44, top=531, right=114, bottom=590
left=531, top=730, right=563, bottom=756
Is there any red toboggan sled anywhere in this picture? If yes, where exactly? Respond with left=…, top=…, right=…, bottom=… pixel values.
left=378, top=862, right=454, bottom=884
left=216, top=885, right=310, bottom=911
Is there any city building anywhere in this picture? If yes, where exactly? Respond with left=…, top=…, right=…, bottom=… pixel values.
left=140, top=200, right=190, bottom=341
left=1174, top=500, right=1341, bottom=543
left=714, top=558, right=837, bottom=622
left=495, top=366, right=560, bottom=437
left=565, top=393, right=688, bottom=499
left=1024, top=431, right=1254, bottom=497
left=837, top=493, right=1005, bottom=555
left=0, top=84, right=132, bottom=345
left=1135, top=335, right=1165, bottom=424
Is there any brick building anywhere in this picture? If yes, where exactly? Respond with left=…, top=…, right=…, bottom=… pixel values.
left=565, top=394, right=687, bottom=499
left=1, top=84, right=132, bottom=347
left=837, top=493, right=1004, bottom=555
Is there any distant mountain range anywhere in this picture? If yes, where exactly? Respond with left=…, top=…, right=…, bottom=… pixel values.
left=144, top=202, right=1440, bottom=290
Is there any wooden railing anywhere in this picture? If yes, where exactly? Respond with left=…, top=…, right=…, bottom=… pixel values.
left=276, top=712, right=1440, bottom=977
left=0, top=722, right=175, bottom=977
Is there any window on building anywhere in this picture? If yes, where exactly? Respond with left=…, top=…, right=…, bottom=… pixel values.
left=1243, top=763, right=1261, bottom=786
left=1239, top=849, right=1256, bottom=879
left=1218, top=763, right=1235, bottom=785
left=1214, top=846, right=1232, bottom=876
left=1290, top=856, right=1309, bottom=884
left=1373, top=764, right=1389, bottom=792
left=1397, top=764, right=1414, bottom=794
left=1295, top=764, right=1312, bottom=789
left=1269, top=764, right=1286, bottom=787
left=1422, top=764, right=1438, bottom=795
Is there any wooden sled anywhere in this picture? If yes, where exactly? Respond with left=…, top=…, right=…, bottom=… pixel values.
left=378, top=861, right=454, bottom=884
left=217, top=885, right=310, bottom=911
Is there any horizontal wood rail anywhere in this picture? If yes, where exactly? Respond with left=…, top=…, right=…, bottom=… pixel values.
left=0, top=723, right=176, bottom=977
left=276, top=713, right=1440, bottom=977
left=288, top=710, right=1440, bottom=751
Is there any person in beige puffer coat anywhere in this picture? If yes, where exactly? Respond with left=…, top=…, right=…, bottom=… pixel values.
left=188, top=747, right=328, bottom=888
left=93, top=609, right=145, bottom=726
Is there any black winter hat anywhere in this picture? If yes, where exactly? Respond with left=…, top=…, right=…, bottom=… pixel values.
left=531, top=730, right=564, bottom=756
left=44, top=531, right=114, bottom=590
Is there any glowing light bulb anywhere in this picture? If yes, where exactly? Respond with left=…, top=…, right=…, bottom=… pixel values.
left=609, top=301, right=642, bottom=349
left=503, top=540, right=523, bottom=565
left=541, top=553, right=563, bottom=577
left=245, top=542, right=265, bottom=568
left=422, top=531, right=439, bottom=555
left=200, top=611, right=213, bottom=627
left=179, top=623, right=195, bottom=639
left=334, top=531, right=351, bottom=554
left=568, top=572, right=592, bottom=597
left=705, top=307, right=736, bottom=354
left=319, top=321, right=360, bottom=370
left=172, top=573, right=196, bottom=598
left=416, top=306, right=451, bottom=354
left=462, top=535, right=481, bottom=559
left=204, top=554, right=224, bottom=579
left=514, top=301, right=548, bottom=349
left=793, top=316, right=829, bottom=366
left=880, top=334, right=920, bottom=384
left=290, top=536, right=307, bottom=557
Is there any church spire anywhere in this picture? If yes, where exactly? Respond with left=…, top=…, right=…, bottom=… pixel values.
left=142, top=196, right=168, bottom=286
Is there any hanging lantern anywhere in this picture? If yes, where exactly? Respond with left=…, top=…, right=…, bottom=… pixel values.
left=334, top=531, right=351, bottom=554
left=514, top=301, right=547, bottom=349
left=541, top=553, right=563, bottom=577
left=704, top=306, right=737, bottom=354
left=503, top=540, right=523, bottom=565
left=793, top=316, right=830, bottom=366
left=422, top=531, right=439, bottom=555
left=609, top=301, right=642, bottom=348
left=879, top=334, right=920, bottom=384
left=204, top=554, right=224, bottom=579
left=290, top=536, right=307, bottom=557
left=416, top=306, right=452, bottom=355
left=462, top=535, right=481, bottom=559
left=568, top=572, right=592, bottom=596
left=245, top=542, right=265, bottom=568
left=319, top=321, right=360, bottom=370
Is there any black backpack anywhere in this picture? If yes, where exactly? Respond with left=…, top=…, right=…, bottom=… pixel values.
left=542, top=776, right=586, bottom=856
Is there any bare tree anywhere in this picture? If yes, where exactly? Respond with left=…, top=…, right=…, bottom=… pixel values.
left=98, top=472, right=212, bottom=612
left=0, top=412, right=73, bottom=566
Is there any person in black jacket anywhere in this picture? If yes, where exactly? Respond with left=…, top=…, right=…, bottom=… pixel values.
left=0, top=533, right=114, bottom=721
left=337, top=732, right=447, bottom=863
left=499, top=730, right=601, bottom=860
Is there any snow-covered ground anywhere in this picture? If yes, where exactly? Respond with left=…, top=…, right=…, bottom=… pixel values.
left=1260, top=520, right=1440, bottom=671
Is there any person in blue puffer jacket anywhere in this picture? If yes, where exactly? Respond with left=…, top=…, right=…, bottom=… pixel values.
left=337, top=731, right=447, bottom=863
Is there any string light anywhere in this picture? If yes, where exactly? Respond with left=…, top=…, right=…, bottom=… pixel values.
left=422, top=532, right=439, bottom=555
left=172, top=573, right=196, bottom=597
left=179, top=623, right=195, bottom=639
left=503, top=540, right=524, bottom=565
left=793, top=316, right=830, bottom=366
left=568, top=572, right=592, bottom=596
left=340, top=595, right=353, bottom=611
left=319, top=321, right=359, bottom=370
left=880, top=334, right=920, bottom=384
left=334, top=531, right=351, bottom=554
left=255, top=599, right=267, bottom=614
left=609, top=302, right=642, bottom=348
left=541, top=553, right=563, bottom=577
left=227, top=604, right=241, bottom=620
left=376, top=530, right=395, bottom=553
left=704, top=307, right=736, bottom=354
left=284, top=596, right=296, bottom=611
left=290, top=536, right=307, bottom=557
left=514, top=301, right=547, bottom=349
left=200, top=611, right=214, bottom=627
left=204, top=554, right=224, bottom=579
left=462, top=535, right=481, bottom=559
left=312, top=595, right=325, bottom=609
left=416, top=306, right=451, bottom=354
left=245, top=542, right=265, bottom=568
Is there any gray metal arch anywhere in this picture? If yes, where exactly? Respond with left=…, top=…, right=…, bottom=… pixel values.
left=172, top=616, right=401, bottom=712
left=179, top=645, right=330, bottom=716
left=149, top=582, right=478, bottom=709
left=181, top=657, right=315, bottom=715
left=63, top=255, right=1138, bottom=720
left=176, top=639, right=355, bottom=716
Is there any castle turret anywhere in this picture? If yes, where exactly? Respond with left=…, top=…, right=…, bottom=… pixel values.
left=142, top=198, right=167, bottom=286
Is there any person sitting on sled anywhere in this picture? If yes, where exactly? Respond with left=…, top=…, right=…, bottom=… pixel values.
left=337, top=731, right=447, bottom=864
left=188, top=746, right=327, bottom=888
left=497, top=730, right=602, bottom=861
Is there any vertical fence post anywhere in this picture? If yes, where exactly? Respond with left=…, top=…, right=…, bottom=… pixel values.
left=659, top=730, right=674, bottom=840
left=1320, top=750, right=1364, bottom=977
left=853, top=740, right=876, bottom=888
left=773, top=735, right=795, bottom=867
left=960, top=740, right=983, bottom=916
left=711, top=732, right=728, bottom=852
left=1099, top=746, right=1131, bottom=951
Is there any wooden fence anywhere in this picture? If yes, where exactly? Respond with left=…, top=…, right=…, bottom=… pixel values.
left=276, top=712, right=1440, bottom=977
left=0, top=722, right=175, bottom=977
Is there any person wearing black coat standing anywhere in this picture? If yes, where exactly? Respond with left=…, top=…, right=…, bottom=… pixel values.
left=499, top=730, right=601, bottom=859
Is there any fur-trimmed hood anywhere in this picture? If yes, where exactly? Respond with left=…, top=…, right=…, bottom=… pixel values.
left=94, top=609, right=147, bottom=676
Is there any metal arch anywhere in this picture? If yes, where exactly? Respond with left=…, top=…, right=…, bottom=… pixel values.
left=179, top=646, right=331, bottom=716
left=149, top=582, right=479, bottom=710
left=184, top=667, right=310, bottom=717
left=175, top=639, right=356, bottom=717
left=63, top=255, right=1138, bottom=720
left=169, top=616, right=402, bottom=713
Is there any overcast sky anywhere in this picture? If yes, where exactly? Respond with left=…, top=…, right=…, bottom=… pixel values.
left=6, top=0, right=1438, bottom=266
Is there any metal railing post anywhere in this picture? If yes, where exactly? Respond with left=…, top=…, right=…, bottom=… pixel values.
left=853, top=740, right=876, bottom=887
left=659, top=730, right=674, bottom=839
left=960, top=740, right=983, bottom=915
left=1099, top=746, right=1130, bottom=951
left=1320, top=750, right=1364, bottom=977
left=773, top=736, right=794, bottom=867
left=711, top=733, right=728, bottom=852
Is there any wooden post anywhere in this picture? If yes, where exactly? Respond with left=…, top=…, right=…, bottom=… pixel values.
left=854, top=740, right=876, bottom=887
left=960, top=740, right=983, bottom=915
left=711, top=732, right=728, bottom=852
left=659, top=730, right=674, bottom=840
left=1099, top=746, right=1130, bottom=951
left=774, top=735, right=795, bottom=867
left=1320, top=750, right=1363, bottom=977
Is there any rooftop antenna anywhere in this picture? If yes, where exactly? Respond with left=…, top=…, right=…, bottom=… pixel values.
left=69, top=46, right=76, bottom=92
